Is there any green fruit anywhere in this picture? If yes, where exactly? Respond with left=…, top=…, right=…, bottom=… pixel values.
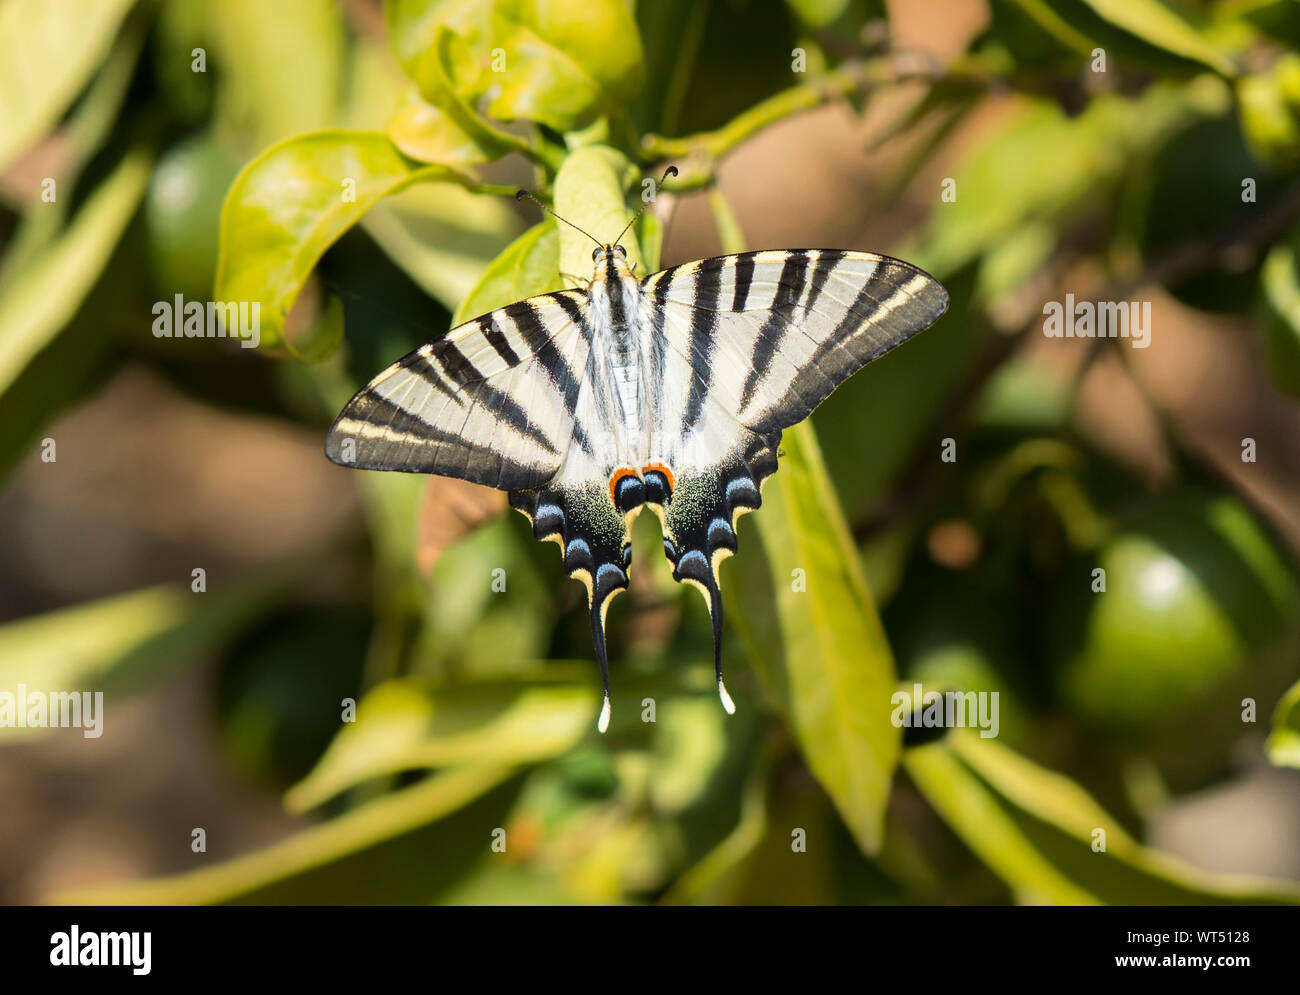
left=1238, top=56, right=1300, bottom=168
left=145, top=131, right=240, bottom=299
left=1050, top=493, right=1299, bottom=726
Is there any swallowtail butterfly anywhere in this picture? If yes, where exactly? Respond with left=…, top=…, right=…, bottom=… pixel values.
left=327, top=176, right=948, bottom=732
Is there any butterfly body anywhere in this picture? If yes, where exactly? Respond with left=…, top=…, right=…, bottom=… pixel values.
left=328, top=242, right=948, bottom=731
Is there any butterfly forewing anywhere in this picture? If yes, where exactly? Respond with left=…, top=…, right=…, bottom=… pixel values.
left=646, top=249, right=949, bottom=437
left=326, top=292, right=593, bottom=491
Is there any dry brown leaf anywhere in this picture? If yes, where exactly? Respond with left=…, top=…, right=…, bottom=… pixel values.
left=415, top=476, right=508, bottom=574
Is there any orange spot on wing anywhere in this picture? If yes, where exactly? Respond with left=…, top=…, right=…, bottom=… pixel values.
left=608, top=467, right=638, bottom=505
left=642, top=461, right=675, bottom=491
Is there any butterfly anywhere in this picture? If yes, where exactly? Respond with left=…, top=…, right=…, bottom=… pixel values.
left=327, top=175, right=949, bottom=732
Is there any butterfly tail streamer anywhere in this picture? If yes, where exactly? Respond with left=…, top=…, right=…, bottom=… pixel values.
left=655, top=429, right=782, bottom=716
left=702, top=573, right=735, bottom=715
left=590, top=595, right=614, bottom=733
left=510, top=483, right=632, bottom=733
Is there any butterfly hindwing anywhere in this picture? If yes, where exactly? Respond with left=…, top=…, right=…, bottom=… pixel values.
left=510, top=479, right=632, bottom=731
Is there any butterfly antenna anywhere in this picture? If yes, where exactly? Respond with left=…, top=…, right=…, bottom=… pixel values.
left=516, top=189, right=602, bottom=247
left=615, top=165, right=678, bottom=246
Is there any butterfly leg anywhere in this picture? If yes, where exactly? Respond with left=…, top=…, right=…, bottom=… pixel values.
left=510, top=482, right=635, bottom=732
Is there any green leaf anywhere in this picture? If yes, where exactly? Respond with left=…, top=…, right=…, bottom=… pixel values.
left=0, top=145, right=151, bottom=396
left=552, top=145, right=642, bottom=278
left=210, top=0, right=346, bottom=146
left=1009, top=0, right=1236, bottom=76
left=636, top=209, right=663, bottom=273
left=906, top=732, right=1300, bottom=904
left=0, top=0, right=138, bottom=173
left=729, top=427, right=902, bottom=854
left=1258, top=240, right=1300, bottom=396
left=215, top=130, right=483, bottom=349
left=452, top=220, right=563, bottom=325
left=384, top=0, right=493, bottom=80
left=1082, top=0, right=1236, bottom=75
left=412, top=26, right=547, bottom=167
left=1237, top=54, right=1300, bottom=168
left=387, top=86, right=496, bottom=164
left=0, top=580, right=276, bottom=744
left=53, top=766, right=518, bottom=904
left=486, top=0, right=645, bottom=131
left=785, top=0, right=851, bottom=30
left=0, top=5, right=145, bottom=288
left=1267, top=678, right=1300, bottom=769
left=286, top=679, right=595, bottom=811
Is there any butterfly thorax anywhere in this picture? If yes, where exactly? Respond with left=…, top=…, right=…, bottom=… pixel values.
left=586, top=249, right=653, bottom=466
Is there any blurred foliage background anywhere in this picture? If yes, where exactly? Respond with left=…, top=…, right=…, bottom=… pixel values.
left=2, top=0, right=1300, bottom=905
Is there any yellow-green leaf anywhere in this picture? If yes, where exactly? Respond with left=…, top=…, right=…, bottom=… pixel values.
left=452, top=220, right=563, bottom=325
left=906, top=732, right=1300, bottom=904
left=0, top=580, right=275, bottom=744
left=215, top=130, right=480, bottom=348
left=387, top=86, right=495, bottom=164
left=385, top=0, right=493, bottom=80
left=0, top=0, right=138, bottom=173
left=487, top=0, right=645, bottom=131
left=53, top=766, right=516, bottom=905
left=0, top=146, right=151, bottom=396
left=552, top=145, right=643, bottom=277
left=729, top=425, right=903, bottom=855
left=286, top=679, right=595, bottom=811
left=1010, top=0, right=1236, bottom=76
left=1267, top=678, right=1300, bottom=769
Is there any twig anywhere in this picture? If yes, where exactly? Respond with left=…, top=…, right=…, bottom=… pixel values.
left=642, top=53, right=984, bottom=171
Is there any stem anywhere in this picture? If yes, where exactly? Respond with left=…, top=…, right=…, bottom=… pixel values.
left=460, top=180, right=529, bottom=199
left=707, top=188, right=748, bottom=254
left=642, top=53, right=971, bottom=165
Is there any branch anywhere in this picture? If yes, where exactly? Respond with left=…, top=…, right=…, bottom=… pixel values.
left=641, top=53, right=986, bottom=169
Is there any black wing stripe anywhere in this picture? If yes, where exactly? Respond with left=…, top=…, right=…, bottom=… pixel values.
left=550, top=293, right=597, bottom=457
left=738, top=251, right=809, bottom=410
left=398, top=353, right=466, bottom=408
left=331, top=394, right=541, bottom=487
left=520, top=297, right=582, bottom=420
left=431, top=340, right=484, bottom=387
left=731, top=253, right=755, bottom=313
left=482, top=312, right=522, bottom=368
left=683, top=258, right=723, bottom=436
